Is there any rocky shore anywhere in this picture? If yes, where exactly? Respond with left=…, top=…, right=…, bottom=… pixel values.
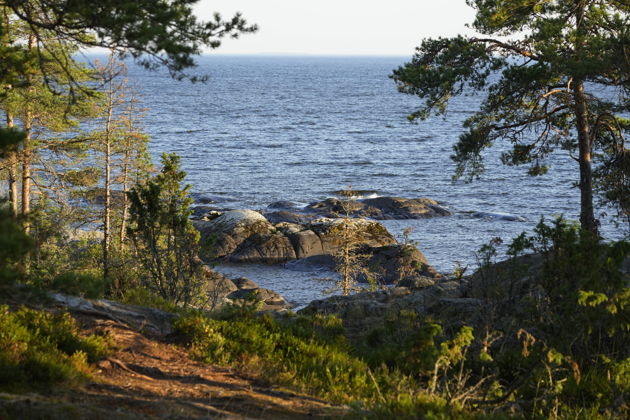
left=191, top=196, right=451, bottom=311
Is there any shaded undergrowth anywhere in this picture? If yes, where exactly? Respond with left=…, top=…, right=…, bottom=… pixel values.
left=0, top=305, right=111, bottom=392
left=175, top=219, right=629, bottom=419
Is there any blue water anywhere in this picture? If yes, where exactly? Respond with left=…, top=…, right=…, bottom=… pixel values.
left=123, top=55, right=623, bottom=306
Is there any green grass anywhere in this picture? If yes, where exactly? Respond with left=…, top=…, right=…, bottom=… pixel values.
left=173, top=309, right=507, bottom=419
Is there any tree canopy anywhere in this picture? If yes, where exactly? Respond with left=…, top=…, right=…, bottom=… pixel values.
left=392, top=0, right=630, bottom=232
left=0, top=0, right=257, bottom=83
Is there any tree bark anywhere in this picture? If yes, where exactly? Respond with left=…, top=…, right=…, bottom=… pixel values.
left=21, top=115, right=32, bottom=234
left=119, top=149, right=130, bottom=246
left=103, top=53, right=115, bottom=288
left=572, top=1, right=597, bottom=234
left=573, top=79, right=597, bottom=234
left=6, top=113, right=19, bottom=217
left=2, top=10, right=18, bottom=217
left=21, top=32, right=36, bottom=235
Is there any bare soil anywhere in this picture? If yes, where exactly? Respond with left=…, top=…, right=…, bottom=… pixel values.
left=0, top=308, right=348, bottom=420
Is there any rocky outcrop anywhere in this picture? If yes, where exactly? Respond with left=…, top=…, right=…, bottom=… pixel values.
left=202, top=267, right=291, bottom=311
left=367, top=244, right=440, bottom=284
left=305, top=196, right=452, bottom=219
left=264, top=210, right=315, bottom=225
left=230, top=232, right=298, bottom=264
left=195, top=210, right=397, bottom=264
left=50, top=293, right=177, bottom=337
left=299, top=279, right=467, bottom=336
left=228, top=287, right=289, bottom=308
left=193, top=208, right=444, bottom=289
left=194, top=210, right=274, bottom=260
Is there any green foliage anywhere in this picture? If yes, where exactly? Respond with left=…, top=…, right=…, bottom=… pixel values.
left=174, top=312, right=374, bottom=402
left=465, top=218, right=630, bottom=418
left=174, top=218, right=629, bottom=418
left=175, top=310, right=489, bottom=418
left=521, top=218, right=629, bottom=355
left=127, top=153, right=204, bottom=306
left=392, top=0, right=630, bottom=231
left=0, top=305, right=110, bottom=391
left=50, top=271, right=107, bottom=299
left=0, top=207, right=31, bottom=284
left=2, top=0, right=257, bottom=84
left=0, top=127, right=24, bottom=157
left=120, top=287, right=179, bottom=314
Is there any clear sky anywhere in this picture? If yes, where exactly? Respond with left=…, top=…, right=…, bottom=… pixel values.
left=194, top=1, right=477, bottom=56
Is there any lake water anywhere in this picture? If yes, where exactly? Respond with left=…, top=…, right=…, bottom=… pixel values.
left=125, top=55, right=623, bottom=307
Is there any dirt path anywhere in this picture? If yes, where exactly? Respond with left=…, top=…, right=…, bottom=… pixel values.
left=71, top=317, right=348, bottom=419
left=0, top=304, right=348, bottom=420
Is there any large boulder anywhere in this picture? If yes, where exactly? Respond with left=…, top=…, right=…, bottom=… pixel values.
left=305, top=196, right=452, bottom=219
left=194, top=210, right=274, bottom=260
left=307, top=218, right=396, bottom=254
left=228, top=218, right=394, bottom=264
left=227, top=288, right=290, bottom=308
left=367, top=244, right=440, bottom=285
left=286, top=229, right=325, bottom=259
left=264, top=210, right=315, bottom=225
left=201, top=268, right=291, bottom=311
left=229, top=232, right=297, bottom=264
left=202, top=266, right=239, bottom=310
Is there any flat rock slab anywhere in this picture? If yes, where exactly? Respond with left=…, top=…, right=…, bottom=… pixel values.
left=305, top=196, right=452, bottom=220
left=50, top=293, right=177, bottom=337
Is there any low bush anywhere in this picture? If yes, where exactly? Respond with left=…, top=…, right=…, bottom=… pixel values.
left=50, top=270, right=107, bottom=299
left=120, top=287, right=180, bottom=313
left=174, top=309, right=489, bottom=418
left=0, top=305, right=110, bottom=391
left=175, top=218, right=629, bottom=419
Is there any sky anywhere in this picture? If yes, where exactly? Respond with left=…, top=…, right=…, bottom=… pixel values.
left=194, top=1, right=477, bottom=56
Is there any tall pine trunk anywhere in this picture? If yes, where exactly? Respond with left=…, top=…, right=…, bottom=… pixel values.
left=21, top=115, right=32, bottom=234
left=21, top=32, right=35, bottom=236
left=6, top=114, right=19, bottom=217
left=119, top=149, right=131, bottom=246
left=573, top=1, right=597, bottom=234
left=573, top=79, right=596, bottom=234
left=2, top=10, right=18, bottom=217
left=103, top=54, right=115, bottom=288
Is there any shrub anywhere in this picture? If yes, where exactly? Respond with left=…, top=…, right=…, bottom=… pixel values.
left=0, top=305, right=110, bottom=391
left=51, top=270, right=107, bottom=299
left=174, top=310, right=484, bottom=418
left=127, top=153, right=204, bottom=307
left=120, top=287, right=179, bottom=313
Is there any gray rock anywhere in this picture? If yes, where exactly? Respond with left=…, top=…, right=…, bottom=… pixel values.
left=366, top=244, right=440, bottom=285
left=362, top=196, right=452, bottom=219
left=194, top=210, right=274, bottom=261
left=472, top=211, right=526, bottom=222
left=285, top=255, right=336, bottom=272
left=229, top=232, right=297, bottom=264
left=232, top=277, right=260, bottom=289
left=50, top=293, right=176, bottom=337
left=190, top=205, right=220, bottom=219
left=305, top=196, right=452, bottom=220
left=286, top=229, right=325, bottom=259
left=264, top=210, right=314, bottom=224
left=227, top=288, right=290, bottom=308
left=308, top=217, right=396, bottom=253
left=201, top=266, right=239, bottom=310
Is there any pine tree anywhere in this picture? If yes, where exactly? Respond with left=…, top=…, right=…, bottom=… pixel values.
left=392, top=0, right=630, bottom=233
left=331, top=186, right=370, bottom=296
left=126, top=153, right=203, bottom=306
